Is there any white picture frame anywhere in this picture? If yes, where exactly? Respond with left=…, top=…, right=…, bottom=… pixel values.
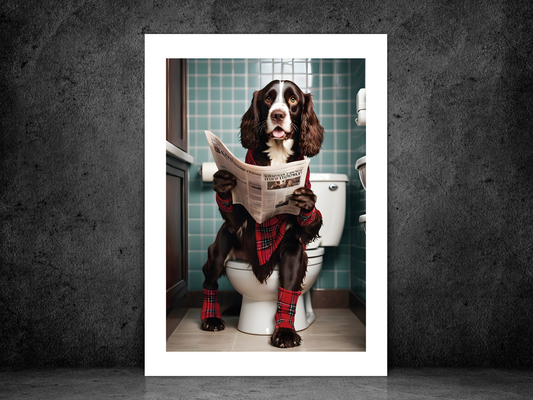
left=145, top=34, right=387, bottom=376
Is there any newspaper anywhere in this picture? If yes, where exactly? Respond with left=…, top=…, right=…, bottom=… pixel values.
left=205, top=130, right=310, bottom=224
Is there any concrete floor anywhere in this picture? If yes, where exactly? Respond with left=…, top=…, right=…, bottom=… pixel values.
left=1, top=368, right=532, bottom=399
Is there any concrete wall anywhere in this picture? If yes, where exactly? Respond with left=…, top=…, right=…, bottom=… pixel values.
left=1, top=0, right=532, bottom=367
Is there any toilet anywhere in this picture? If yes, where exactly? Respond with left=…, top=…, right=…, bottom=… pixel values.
left=355, top=156, right=366, bottom=190
left=225, top=173, right=349, bottom=335
left=356, top=156, right=367, bottom=234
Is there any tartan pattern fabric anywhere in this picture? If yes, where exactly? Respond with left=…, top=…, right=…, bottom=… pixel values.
left=201, top=288, right=221, bottom=320
left=247, top=150, right=315, bottom=265
left=216, top=149, right=320, bottom=265
left=255, top=215, right=287, bottom=265
left=275, top=287, right=302, bottom=330
left=244, top=150, right=257, bottom=166
left=216, top=193, right=234, bottom=212
left=297, top=206, right=321, bottom=227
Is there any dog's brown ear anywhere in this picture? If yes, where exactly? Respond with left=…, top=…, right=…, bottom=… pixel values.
left=240, top=91, right=261, bottom=150
left=300, top=93, right=324, bottom=157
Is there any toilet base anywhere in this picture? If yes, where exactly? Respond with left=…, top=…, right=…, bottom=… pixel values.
left=237, top=291, right=314, bottom=335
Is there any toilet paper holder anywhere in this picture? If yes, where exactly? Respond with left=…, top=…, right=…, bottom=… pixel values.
left=199, top=162, right=218, bottom=182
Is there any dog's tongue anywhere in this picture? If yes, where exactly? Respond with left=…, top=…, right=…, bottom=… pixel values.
left=272, top=127, right=285, bottom=138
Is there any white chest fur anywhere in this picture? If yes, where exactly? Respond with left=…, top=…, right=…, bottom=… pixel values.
left=264, top=138, right=294, bottom=166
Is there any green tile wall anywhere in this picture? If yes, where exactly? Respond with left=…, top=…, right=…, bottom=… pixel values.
left=187, top=59, right=365, bottom=294
left=349, top=60, right=367, bottom=302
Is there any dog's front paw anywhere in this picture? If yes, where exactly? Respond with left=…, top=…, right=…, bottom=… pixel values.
left=201, top=317, right=226, bottom=332
left=291, top=187, right=316, bottom=212
left=270, top=327, right=302, bottom=348
left=213, top=170, right=237, bottom=195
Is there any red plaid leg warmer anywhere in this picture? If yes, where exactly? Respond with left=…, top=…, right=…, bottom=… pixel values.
left=216, top=193, right=234, bottom=212
left=275, top=287, right=301, bottom=330
left=201, top=288, right=221, bottom=320
left=297, top=207, right=322, bottom=227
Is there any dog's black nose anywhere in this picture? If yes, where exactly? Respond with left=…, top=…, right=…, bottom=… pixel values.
left=271, top=110, right=286, bottom=122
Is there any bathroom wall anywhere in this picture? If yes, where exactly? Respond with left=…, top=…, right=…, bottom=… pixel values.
left=187, top=59, right=366, bottom=294
left=349, top=63, right=367, bottom=302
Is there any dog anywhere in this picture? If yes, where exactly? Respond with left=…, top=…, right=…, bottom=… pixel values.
left=201, top=80, right=324, bottom=348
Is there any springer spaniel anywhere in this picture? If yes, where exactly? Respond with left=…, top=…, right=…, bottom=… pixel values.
left=201, top=80, right=324, bottom=348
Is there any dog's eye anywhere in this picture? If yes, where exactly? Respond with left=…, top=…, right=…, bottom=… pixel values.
left=265, top=96, right=272, bottom=103
left=290, top=96, right=297, bottom=104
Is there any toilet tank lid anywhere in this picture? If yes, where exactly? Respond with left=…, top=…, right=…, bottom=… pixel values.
left=309, top=173, right=348, bottom=182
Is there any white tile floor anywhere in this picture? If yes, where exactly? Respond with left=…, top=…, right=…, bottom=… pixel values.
left=167, top=308, right=366, bottom=352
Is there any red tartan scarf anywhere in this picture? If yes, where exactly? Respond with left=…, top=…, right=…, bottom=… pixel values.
left=246, top=150, right=311, bottom=265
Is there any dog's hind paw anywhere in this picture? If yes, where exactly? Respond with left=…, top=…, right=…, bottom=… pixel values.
left=201, top=317, right=226, bottom=332
left=270, top=327, right=302, bottom=348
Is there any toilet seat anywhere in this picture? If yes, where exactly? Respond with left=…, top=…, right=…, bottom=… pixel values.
left=305, top=247, right=325, bottom=258
left=226, top=247, right=325, bottom=271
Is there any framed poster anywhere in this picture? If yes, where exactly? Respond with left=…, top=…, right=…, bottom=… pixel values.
left=145, top=34, right=387, bottom=376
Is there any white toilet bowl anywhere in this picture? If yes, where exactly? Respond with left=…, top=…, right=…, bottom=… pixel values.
left=225, top=173, right=348, bottom=336
left=225, top=248, right=324, bottom=335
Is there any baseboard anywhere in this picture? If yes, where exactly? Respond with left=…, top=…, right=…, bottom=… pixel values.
left=185, top=289, right=351, bottom=310
left=349, top=290, right=366, bottom=326
left=309, top=289, right=350, bottom=308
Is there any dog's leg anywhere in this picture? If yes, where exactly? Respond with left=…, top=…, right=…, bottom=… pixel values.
left=270, top=233, right=306, bottom=348
left=201, top=225, right=236, bottom=332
